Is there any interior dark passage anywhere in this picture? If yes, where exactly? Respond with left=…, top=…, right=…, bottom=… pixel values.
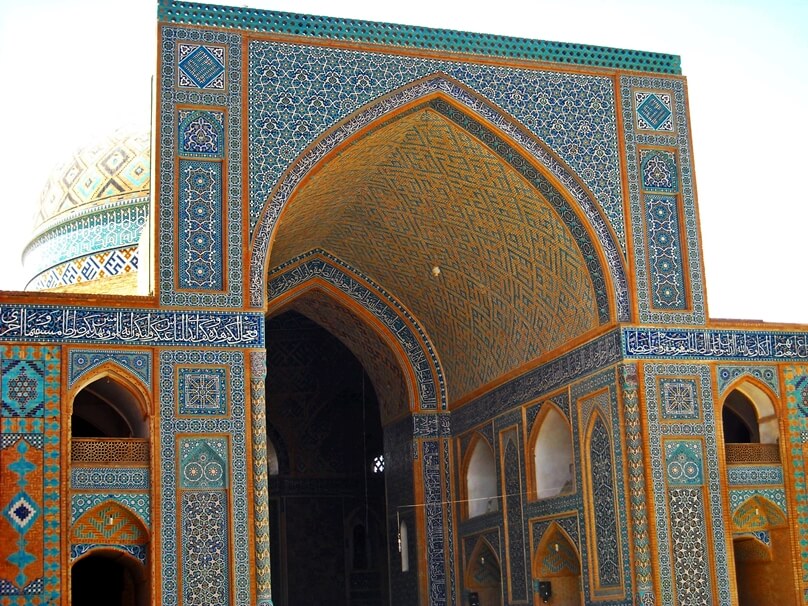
left=266, top=310, right=389, bottom=606
left=71, top=551, right=147, bottom=606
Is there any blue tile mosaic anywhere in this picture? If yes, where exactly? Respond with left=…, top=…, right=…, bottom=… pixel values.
left=159, top=0, right=680, bottom=73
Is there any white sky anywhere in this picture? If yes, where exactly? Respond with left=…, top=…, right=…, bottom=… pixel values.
left=1, top=0, right=806, bottom=324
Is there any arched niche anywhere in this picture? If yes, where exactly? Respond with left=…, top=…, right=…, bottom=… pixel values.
left=721, top=379, right=781, bottom=465
left=70, top=368, right=151, bottom=465
left=730, top=497, right=796, bottom=606
left=528, top=403, right=574, bottom=500
left=532, top=523, right=581, bottom=606
left=465, top=538, right=503, bottom=606
left=723, top=380, right=778, bottom=444
left=71, top=369, right=149, bottom=438
left=463, top=434, right=499, bottom=518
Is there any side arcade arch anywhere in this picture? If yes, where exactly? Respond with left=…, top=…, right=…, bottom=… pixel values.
left=265, top=251, right=453, bottom=605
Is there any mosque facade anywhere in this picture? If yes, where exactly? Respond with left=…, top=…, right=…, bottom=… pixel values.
left=1, top=1, right=807, bottom=604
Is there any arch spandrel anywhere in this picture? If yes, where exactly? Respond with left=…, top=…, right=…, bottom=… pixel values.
left=264, top=94, right=616, bottom=401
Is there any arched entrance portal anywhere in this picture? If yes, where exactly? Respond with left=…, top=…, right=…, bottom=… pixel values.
left=258, top=77, right=620, bottom=605
left=265, top=308, right=395, bottom=606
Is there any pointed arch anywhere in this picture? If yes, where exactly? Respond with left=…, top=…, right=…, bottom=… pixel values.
left=71, top=500, right=149, bottom=545
left=721, top=376, right=780, bottom=445
left=534, top=522, right=581, bottom=578
left=732, top=496, right=787, bottom=532
left=267, top=249, right=446, bottom=414
left=527, top=401, right=575, bottom=501
left=249, top=74, right=628, bottom=322
left=465, top=537, right=503, bottom=606
left=582, top=410, right=622, bottom=596
left=69, top=364, right=151, bottom=439
left=461, top=432, right=499, bottom=518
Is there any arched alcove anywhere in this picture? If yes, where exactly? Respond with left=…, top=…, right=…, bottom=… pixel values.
left=71, top=549, right=148, bottom=606
left=465, top=539, right=503, bottom=606
left=721, top=379, right=780, bottom=464
left=731, top=497, right=795, bottom=606
left=70, top=371, right=150, bottom=465
left=464, top=435, right=499, bottom=518
left=529, top=404, right=574, bottom=500
left=71, top=373, right=148, bottom=438
left=533, top=523, right=582, bottom=605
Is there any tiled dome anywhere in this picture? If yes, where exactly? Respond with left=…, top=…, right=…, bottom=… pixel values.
left=23, top=130, right=151, bottom=293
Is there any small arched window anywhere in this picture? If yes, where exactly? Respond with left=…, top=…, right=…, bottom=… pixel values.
left=532, top=405, right=574, bottom=499
left=465, top=436, right=498, bottom=518
left=72, top=375, right=147, bottom=438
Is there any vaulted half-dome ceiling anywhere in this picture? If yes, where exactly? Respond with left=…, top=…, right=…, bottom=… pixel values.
left=268, top=106, right=602, bottom=401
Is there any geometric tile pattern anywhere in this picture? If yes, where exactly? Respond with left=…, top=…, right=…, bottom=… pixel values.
left=181, top=491, right=229, bottom=606
left=159, top=28, right=242, bottom=308
left=159, top=349, right=248, bottom=606
left=503, top=435, right=527, bottom=601
left=727, top=465, right=783, bottom=486
left=33, top=130, right=150, bottom=230
left=535, top=524, right=580, bottom=576
left=784, top=366, right=808, bottom=593
left=164, top=2, right=680, bottom=73
left=634, top=91, right=675, bottom=132
left=659, top=378, right=700, bottom=420
left=67, top=349, right=151, bottom=388
left=70, top=501, right=148, bottom=544
left=640, top=149, right=678, bottom=192
left=568, top=368, right=632, bottom=604
left=178, top=160, right=223, bottom=291
left=622, top=77, right=704, bottom=324
left=70, top=467, right=150, bottom=491
left=178, top=109, right=225, bottom=157
left=178, top=438, right=228, bottom=489
left=731, top=495, right=787, bottom=531
left=178, top=368, right=227, bottom=416
left=664, top=440, right=704, bottom=486
left=27, top=246, right=139, bottom=291
left=70, top=543, right=147, bottom=566
left=619, top=364, right=653, bottom=598
left=71, top=493, right=151, bottom=527
left=644, top=195, right=687, bottom=310
left=588, top=414, right=621, bottom=591
left=668, top=489, right=711, bottom=605
left=717, top=365, right=780, bottom=396
left=59, top=248, right=141, bottom=292
left=644, top=364, right=730, bottom=605
left=178, top=44, right=226, bottom=90
left=1, top=361, right=45, bottom=418
left=267, top=105, right=601, bottom=400
left=179, top=109, right=224, bottom=159
left=24, top=199, right=147, bottom=286
left=0, top=346, right=59, bottom=603
left=248, top=40, right=626, bottom=255
left=728, top=488, right=787, bottom=514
